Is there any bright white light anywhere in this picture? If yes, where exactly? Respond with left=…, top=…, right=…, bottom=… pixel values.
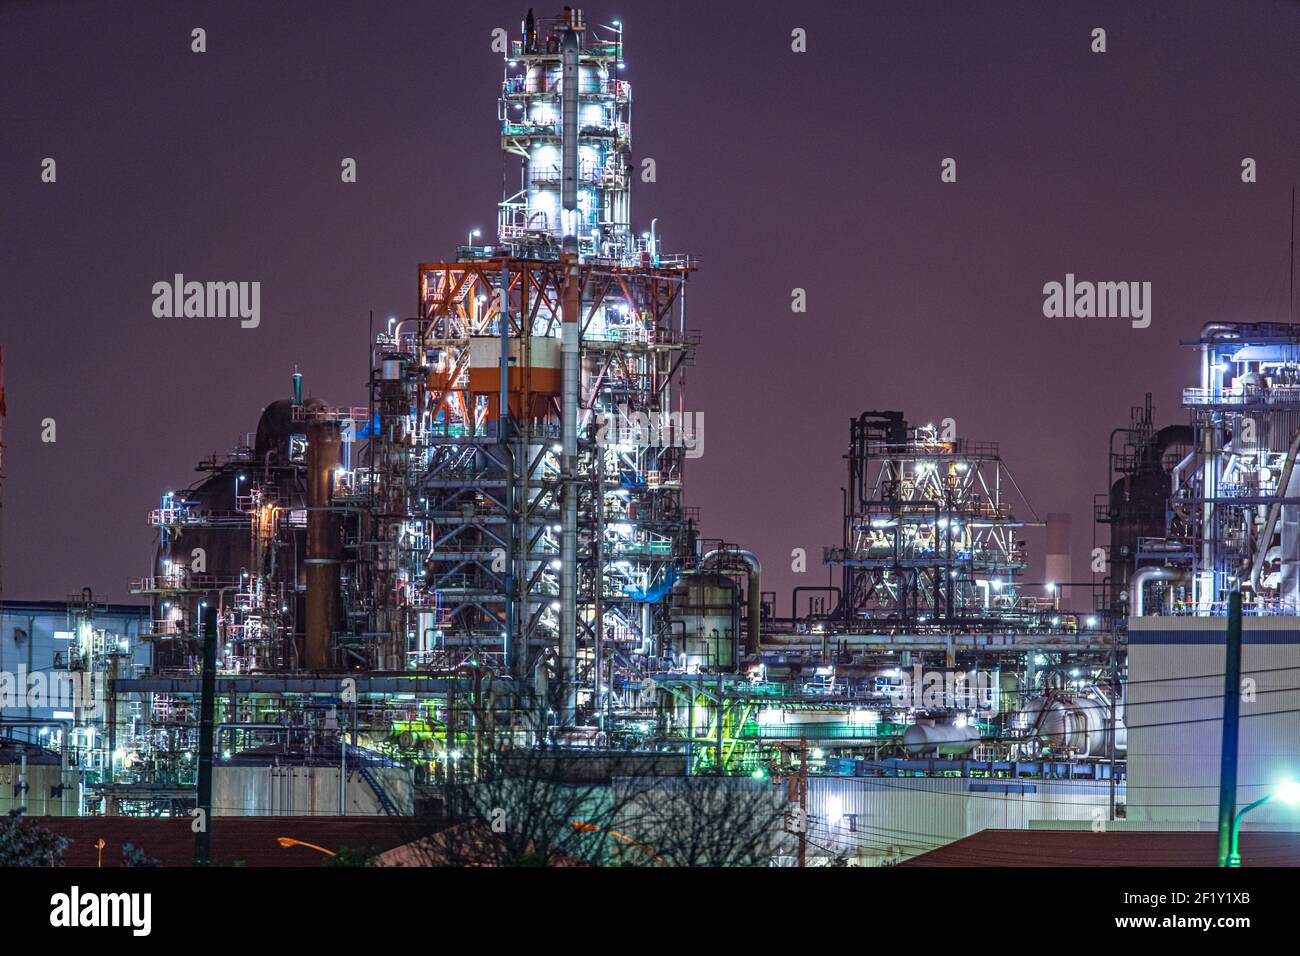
left=1276, top=780, right=1300, bottom=805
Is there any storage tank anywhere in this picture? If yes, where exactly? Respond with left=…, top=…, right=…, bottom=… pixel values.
left=0, top=739, right=79, bottom=816
left=902, top=721, right=980, bottom=756
left=1016, top=691, right=1125, bottom=758
left=669, top=572, right=739, bottom=671
left=214, top=744, right=413, bottom=816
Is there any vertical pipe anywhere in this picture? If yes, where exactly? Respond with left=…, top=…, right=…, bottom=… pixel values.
left=560, top=258, right=579, bottom=725
left=338, top=739, right=346, bottom=816
left=594, top=442, right=605, bottom=724
left=501, top=262, right=515, bottom=676
left=558, top=17, right=581, bottom=726
left=1216, top=589, right=1244, bottom=866
left=194, top=603, right=217, bottom=866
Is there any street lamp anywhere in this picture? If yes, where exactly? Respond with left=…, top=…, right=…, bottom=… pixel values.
left=571, top=820, right=666, bottom=866
left=1227, top=779, right=1300, bottom=866
left=277, top=836, right=337, bottom=858
left=467, top=228, right=480, bottom=246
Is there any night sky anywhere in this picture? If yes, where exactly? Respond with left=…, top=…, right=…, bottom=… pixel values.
left=1, top=1, right=1297, bottom=610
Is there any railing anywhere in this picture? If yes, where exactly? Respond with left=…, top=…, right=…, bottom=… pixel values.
left=291, top=404, right=369, bottom=423
left=148, top=508, right=251, bottom=528
left=1183, top=386, right=1300, bottom=407
left=128, top=575, right=244, bottom=593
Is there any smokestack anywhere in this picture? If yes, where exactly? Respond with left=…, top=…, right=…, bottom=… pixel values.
left=1045, top=512, right=1072, bottom=605
left=305, top=421, right=342, bottom=670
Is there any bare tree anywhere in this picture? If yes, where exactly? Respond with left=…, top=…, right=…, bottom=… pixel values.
left=609, top=775, right=790, bottom=867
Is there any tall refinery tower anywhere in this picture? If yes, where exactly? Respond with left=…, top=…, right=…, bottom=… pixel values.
left=355, top=7, right=699, bottom=734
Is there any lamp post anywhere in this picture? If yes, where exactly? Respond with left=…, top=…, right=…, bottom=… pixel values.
left=276, top=836, right=337, bottom=858
left=1227, top=780, right=1300, bottom=867
left=467, top=228, right=480, bottom=247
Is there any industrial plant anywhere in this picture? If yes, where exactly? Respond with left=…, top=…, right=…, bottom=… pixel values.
left=1, top=7, right=1296, bottom=871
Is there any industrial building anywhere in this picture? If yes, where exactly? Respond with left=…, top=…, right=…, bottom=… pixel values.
left=3, top=7, right=1291, bottom=867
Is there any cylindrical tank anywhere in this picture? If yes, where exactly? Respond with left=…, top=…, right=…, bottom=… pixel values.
left=0, top=741, right=79, bottom=816
left=669, top=572, right=739, bottom=671
left=1017, top=692, right=1125, bottom=758
left=214, top=744, right=413, bottom=816
left=902, top=722, right=980, bottom=756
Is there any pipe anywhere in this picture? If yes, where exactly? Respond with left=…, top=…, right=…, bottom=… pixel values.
left=559, top=266, right=580, bottom=722
left=1249, top=426, right=1300, bottom=590
left=701, top=549, right=762, bottom=656
left=555, top=14, right=582, bottom=726
left=1130, top=566, right=1183, bottom=616
left=500, top=262, right=515, bottom=676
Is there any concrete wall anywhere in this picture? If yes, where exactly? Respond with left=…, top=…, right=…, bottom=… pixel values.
left=1127, top=615, right=1300, bottom=827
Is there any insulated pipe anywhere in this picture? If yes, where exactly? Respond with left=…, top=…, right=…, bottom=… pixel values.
left=559, top=257, right=580, bottom=725
left=1131, top=566, right=1182, bottom=616
left=556, top=15, right=582, bottom=725
left=305, top=421, right=342, bottom=670
left=500, top=262, right=515, bottom=676
left=701, top=549, right=762, bottom=656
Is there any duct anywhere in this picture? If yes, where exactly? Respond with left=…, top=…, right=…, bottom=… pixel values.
left=1201, top=323, right=1243, bottom=342
left=305, top=421, right=342, bottom=670
left=1250, top=426, right=1300, bottom=594
left=1130, top=566, right=1183, bottom=616
left=700, top=548, right=762, bottom=656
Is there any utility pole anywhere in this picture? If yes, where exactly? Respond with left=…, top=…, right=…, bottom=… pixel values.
left=194, top=603, right=218, bottom=866
left=1216, top=590, right=1243, bottom=867
left=779, top=735, right=809, bottom=867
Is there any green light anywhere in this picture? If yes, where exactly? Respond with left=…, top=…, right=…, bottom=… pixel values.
left=751, top=768, right=766, bottom=780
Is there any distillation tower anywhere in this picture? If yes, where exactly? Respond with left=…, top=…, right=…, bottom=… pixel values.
left=355, top=8, right=700, bottom=734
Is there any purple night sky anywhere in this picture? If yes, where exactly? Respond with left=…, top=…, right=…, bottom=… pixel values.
left=1, top=0, right=1297, bottom=610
